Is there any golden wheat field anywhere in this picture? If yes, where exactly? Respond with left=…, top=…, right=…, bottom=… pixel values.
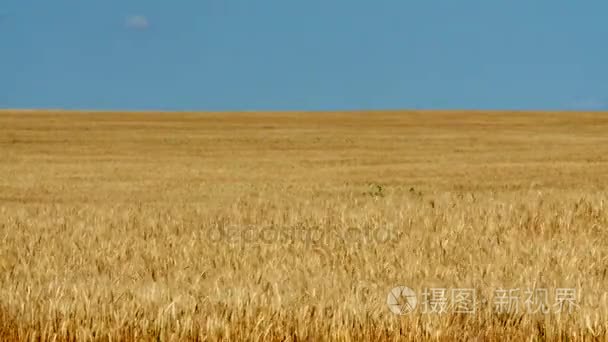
left=1, top=109, right=608, bottom=341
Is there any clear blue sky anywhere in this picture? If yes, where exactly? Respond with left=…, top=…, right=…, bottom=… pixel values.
left=1, top=0, right=607, bottom=111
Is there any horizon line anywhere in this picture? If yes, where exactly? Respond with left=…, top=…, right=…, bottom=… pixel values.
left=1, top=107, right=607, bottom=114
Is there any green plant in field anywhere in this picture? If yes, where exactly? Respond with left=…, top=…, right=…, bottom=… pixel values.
left=365, top=183, right=385, bottom=198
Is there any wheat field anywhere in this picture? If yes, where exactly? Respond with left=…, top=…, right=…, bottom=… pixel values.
left=1, top=110, right=608, bottom=341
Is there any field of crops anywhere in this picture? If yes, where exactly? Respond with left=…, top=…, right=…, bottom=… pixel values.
left=1, top=110, right=608, bottom=340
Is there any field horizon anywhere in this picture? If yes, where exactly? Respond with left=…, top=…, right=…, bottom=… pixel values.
left=1, top=109, right=608, bottom=341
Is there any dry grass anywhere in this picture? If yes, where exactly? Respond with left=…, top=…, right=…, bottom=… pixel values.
left=1, top=109, right=608, bottom=341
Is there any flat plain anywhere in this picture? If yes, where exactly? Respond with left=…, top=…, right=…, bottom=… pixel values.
left=1, top=110, right=608, bottom=341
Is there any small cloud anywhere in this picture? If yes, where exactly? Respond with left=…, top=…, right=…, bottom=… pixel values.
left=125, top=15, right=149, bottom=30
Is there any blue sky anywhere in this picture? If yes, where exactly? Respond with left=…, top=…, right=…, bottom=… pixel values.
left=1, top=0, right=607, bottom=111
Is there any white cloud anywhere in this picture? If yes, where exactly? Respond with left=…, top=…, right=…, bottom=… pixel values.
left=125, top=15, right=149, bottom=30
